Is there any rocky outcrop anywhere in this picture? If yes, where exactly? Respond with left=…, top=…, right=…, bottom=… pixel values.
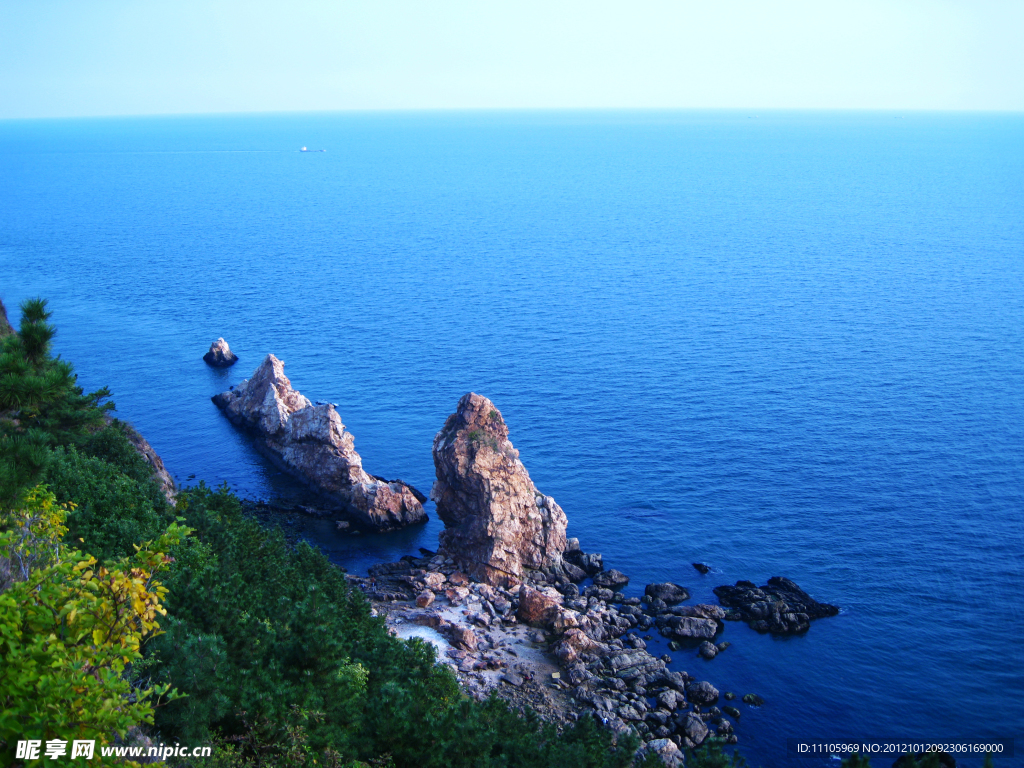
left=213, top=354, right=426, bottom=530
left=119, top=420, right=177, bottom=504
left=645, top=583, right=690, bottom=604
left=714, top=577, right=839, bottom=634
left=203, top=337, right=238, bottom=367
left=431, top=393, right=567, bottom=586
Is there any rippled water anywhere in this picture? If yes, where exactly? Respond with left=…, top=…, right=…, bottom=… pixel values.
left=2, top=111, right=1022, bottom=766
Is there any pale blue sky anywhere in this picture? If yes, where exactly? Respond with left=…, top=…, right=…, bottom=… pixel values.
left=1, top=0, right=1021, bottom=118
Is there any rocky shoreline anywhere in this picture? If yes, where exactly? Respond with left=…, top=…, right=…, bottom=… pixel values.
left=201, top=369, right=841, bottom=765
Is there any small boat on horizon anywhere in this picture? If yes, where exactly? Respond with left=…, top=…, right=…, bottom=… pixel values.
left=299, top=146, right=326, bottom=152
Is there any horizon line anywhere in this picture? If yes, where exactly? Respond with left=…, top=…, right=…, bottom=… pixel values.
left=3, top=105, right=1024, bottom=123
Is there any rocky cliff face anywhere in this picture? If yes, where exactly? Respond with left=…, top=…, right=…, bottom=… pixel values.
left=120, top=421, right=177, bottom=504
left=431, top=392, right=567, bottom=586
left=213, top=354, right=426, bottom=530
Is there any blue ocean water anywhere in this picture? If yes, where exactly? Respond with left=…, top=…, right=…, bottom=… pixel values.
left=1, top=111, right=1022, bottom=766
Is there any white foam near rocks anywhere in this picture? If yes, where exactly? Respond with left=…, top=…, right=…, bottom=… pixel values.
left=392, top=623, right=453, bottom=657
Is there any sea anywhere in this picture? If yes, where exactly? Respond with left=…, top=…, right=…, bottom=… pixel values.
left=1, top=110, right=1021, bottom=767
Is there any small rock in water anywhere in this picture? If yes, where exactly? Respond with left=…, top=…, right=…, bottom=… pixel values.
left=592, top=569, right=630, bottom=591
left=203, top=337, right=238, bottom=367
left=713, top=576, right=839, bottom=634
left=692, top=562, right=711, bottom=574
left=724, top=691, right=735, bottom=700
left=716, top=641, right=730, bottom=652
left=698, top=641, right=718, bottom=659
left=645, top=582, right=690, bottom=604
left=723, top=705, right=741, bottom=719
left=742, top=693, right=764, bottom=707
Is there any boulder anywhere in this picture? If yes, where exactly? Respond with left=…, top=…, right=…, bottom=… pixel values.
left=203, top=337, right=238, bottom=367
left=686, top=680, right=719, bottom=706
left=681, top=712, right=709, bottom=746
left=672, top=617, right=719, bottom=640
left=642, top=738, right=683, bottom=768
left=415, top=590, right=435, bottom=608
left=562, top=560, right=588, bottom=583
left=713, top=577, right=839, bottom=634
left=554, top=627, right=607, bottom=664
left=692, top=562, right=711, bottom=574
left=566, top=549, right=604, bottom=575
left=671, top=604, right=726, bottom=620
left=213, top=355, right=426, bottom=531
left=423, top=572, right=446, bottom=590
left=698, top=641, right=718, bottom=659
left=593, top=569, right=630, bottom=591
left=656, top=689, right=684, bottom=711
left=742, top=693, right=764, bottom=707
left=645, top=582, right=690, bottom=604
left=442, top=623, right=479, bottom=651
left=517, top=585, right=562, bottom=626
left=431, top=393, right=567, bottom=586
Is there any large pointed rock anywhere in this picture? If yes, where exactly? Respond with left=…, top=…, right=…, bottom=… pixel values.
left=431, top=392, right=567, bottom=586
left=213, top=354, right=426, bottom=530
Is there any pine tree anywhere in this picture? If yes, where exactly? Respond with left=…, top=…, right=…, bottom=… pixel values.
left=0, top=298, right=112, bottom=503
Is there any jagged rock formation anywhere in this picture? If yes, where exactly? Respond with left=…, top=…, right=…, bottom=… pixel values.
left=213, top=354, right=426, bottom=530
left=431, top=393, right=567, bottom=586
left=203, top=337, right=238, bottom=367
left=714, top=576, right=839, bottom=634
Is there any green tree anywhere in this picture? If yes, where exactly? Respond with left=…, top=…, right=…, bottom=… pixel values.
left=0, top=299, right=112, bottom=503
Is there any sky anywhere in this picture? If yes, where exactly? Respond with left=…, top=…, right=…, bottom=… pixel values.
left=1, top=0, right=1022, bottom=119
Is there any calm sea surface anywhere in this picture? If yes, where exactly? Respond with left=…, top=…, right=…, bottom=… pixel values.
left=2, top=111, right=1022, bottom=766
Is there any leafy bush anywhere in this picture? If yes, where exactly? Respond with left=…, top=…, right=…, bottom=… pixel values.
left=0, top=487, right=186, bottom=765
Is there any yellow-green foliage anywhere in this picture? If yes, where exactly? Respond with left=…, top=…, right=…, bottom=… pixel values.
left=0, top=486, right=189, bottom=766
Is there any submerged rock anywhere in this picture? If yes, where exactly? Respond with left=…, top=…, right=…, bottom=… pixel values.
left=203, top=337, right=238, bottom=367
left=213, top=354, right=426, bottom=530
left=686, top=680, right=720, bottom=706
left=713, top=577, right=839, bottom=634
left=698, top=641, right=718, bottom=659
left=431, top=393, right=568, bottom=586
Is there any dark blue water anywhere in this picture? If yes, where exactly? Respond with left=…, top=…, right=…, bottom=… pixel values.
left=2, top=111, right=1022, bottom=767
